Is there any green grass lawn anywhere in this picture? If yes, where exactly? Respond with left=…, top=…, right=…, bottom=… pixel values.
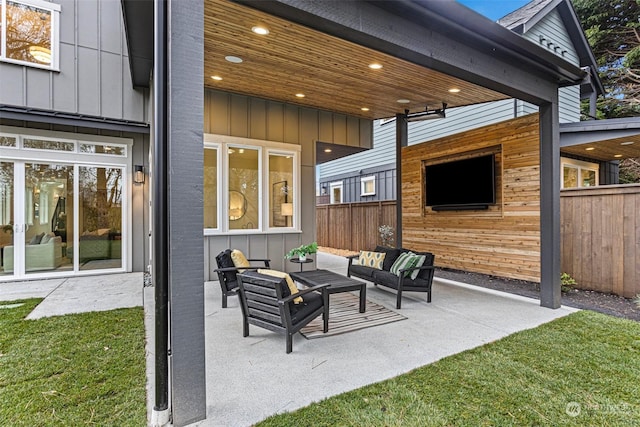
left=257, top=311, right=640, bottom=426
left=0, top=299, right=146, bottom=426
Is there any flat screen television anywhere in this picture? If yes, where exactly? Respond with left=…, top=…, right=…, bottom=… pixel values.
left=425, top=154, right=496, bottom=210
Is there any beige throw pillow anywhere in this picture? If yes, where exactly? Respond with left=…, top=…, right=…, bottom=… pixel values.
left=257, top=269, right=303, bottom=304
left=358, top=251, right=385, bottom=270
left=230, top=249, right=251, bottom=272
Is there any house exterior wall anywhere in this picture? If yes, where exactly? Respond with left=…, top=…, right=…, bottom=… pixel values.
left=319, top=162, right=396, bottom=203
left=402, top=114, right=542, bottom=282
left=0, top=0, right=150, bottom=276
left=518, top=8, right=581, bottom=123
left=0, top=0, right=147, bottom=122
left=204, top=89, right=372, bottom=279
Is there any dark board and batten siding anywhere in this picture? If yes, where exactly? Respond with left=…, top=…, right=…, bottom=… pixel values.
left=204, top=89, right=372, bottom=279
left=402, top=114, right=542, bottom=282
left=0, top=0, right=146, bottom=123
left=319, top=163, right=396, bottom=203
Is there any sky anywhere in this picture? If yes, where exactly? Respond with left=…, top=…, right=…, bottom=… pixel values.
left=457, top=0, right=532, bottom=21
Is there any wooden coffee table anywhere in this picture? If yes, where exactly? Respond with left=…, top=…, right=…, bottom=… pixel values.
left=290, top=269, right=366, bottom=312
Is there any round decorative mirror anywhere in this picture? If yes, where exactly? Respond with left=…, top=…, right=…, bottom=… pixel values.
left=229, top=190, right=247, bottom=221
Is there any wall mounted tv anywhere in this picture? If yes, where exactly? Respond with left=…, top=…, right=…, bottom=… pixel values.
left=425, top=154, right=496, bottom=211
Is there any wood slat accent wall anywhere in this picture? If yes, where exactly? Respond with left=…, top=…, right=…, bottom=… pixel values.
left=402, top=114, right=542, bottom=282
left=316, top=201, right=397, bottom=251
left=561, top=184, right=640, bottom=298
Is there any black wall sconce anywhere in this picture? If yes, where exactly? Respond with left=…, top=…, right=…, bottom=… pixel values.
left=134, top=165, right=145, bottom=184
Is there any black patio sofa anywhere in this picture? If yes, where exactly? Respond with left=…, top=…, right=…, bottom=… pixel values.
left=347, top=246, right=435, bottom=309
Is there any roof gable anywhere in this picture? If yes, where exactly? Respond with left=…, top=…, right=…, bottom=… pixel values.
left=498, top=0, right=603, bottom=95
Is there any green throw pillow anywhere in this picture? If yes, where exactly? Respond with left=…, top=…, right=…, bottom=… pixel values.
left=390, top=252, right=425, bottom=278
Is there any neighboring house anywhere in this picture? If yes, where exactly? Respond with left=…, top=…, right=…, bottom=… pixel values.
left=0, top=0, right=149, bottom=281
left=318, top=0, right=637, bottom=202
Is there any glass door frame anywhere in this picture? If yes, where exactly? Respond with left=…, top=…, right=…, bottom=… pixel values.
left=0, top=127, right=133, bottom=281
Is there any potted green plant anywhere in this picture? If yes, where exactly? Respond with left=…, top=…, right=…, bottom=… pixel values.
left=285, top=242, right=318, bottom=261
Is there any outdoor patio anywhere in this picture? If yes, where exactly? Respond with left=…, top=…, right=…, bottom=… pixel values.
left=0, top=253, right=578, bottom=426
left=156, top=252, right=576, bottom=427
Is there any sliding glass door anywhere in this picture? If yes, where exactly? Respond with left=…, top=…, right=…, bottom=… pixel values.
left=0, top=161, right=124, bottom=278
left=77, top=166, right=123, bottom=270
left=0, top=161, right=15, bottom=277
left=23, top=162, right=74, bottom=275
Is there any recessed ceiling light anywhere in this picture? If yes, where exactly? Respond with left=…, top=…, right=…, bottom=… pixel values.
left=251, top=26, right=269, bottom=35
left=448, top=88, right=461, bottom=93
left=295, top=93, right=305, bottom=98
left=620, top=141, right=635, bottom=146
left=211, top=75, right=223, bottom=81
left=238, top=148, right=245, bottom=154
left=361, top=107, right=370, bottom=111
left=225, top=55, right=243, bottom=63
left=585, top=147, right=595, bottom=151
left=368, top=63, right=383, bottom=70
left=614, top=154, right=623, bottom=158
left=397, top=99, right=411, bottom=104
left=324, top=148, right=332, bottom=153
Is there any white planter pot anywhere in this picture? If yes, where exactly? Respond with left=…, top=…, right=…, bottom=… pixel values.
left=298, top=254, right=307, bottom=262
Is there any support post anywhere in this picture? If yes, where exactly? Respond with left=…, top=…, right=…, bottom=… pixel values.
left=395, top=112, right=408, bottom=248
left=166, top=0, right=206, bottom=425
left=539, top=99, right=561, bottom=309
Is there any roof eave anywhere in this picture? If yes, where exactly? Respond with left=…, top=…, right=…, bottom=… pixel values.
left=409, top=0, right=586, bottom=87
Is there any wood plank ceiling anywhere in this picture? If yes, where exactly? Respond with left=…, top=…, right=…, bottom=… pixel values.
left=561, top=135, right=640, bottom=161
left=204, top=0, right=509, bottom=120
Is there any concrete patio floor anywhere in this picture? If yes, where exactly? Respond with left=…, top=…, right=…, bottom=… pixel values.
left=0, top=254, right=578, bottom=427
left=189, top=252, right=578, bottom=427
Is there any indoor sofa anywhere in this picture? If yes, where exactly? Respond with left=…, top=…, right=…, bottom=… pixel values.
left=3, top=234, right=63, bottom=273
left=347, top=246, right=435, bottom=309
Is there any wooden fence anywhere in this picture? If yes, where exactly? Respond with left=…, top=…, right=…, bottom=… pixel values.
left=316, top=201, right=397, bottom=251
left=317, top=184, right=640, bottom=298
left=561, top=184, right=640, bottom=298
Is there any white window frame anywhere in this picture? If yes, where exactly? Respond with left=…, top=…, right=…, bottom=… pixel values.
left=0, top=126, right=133, bottom=281
left=329, top=181, right=343, bottom=204
left=266, top=149, right=298, bottom=232
left=203, top=143, right=221, bottom=232
left=226, top=143, right=263, bottom=232
left=561, top=157, right=599, bottom=189
left=360, top=175, right=376, bottom=196
left=203, top=134, right=301, bottom=235
left=0, top=0, right=61, bottom=71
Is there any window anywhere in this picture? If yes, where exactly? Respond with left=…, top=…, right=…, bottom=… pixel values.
left=562, top=158, right=599, bottom=189
left=269, top=152, right=294, bottom=228
left=330, top=181, right=343, bottom=204
left=24, top=137, right=74, bottom=152
left=79, top=143, right=127, bottom=156
left=361, top=175, right=375, bottom=196
left=203, top=146, right=219, bottom=230
left=228, top=146, right=260, bottom=230
left=1, top=0, right=61, bottom=70
left=203, top=134, right=300, bottom=234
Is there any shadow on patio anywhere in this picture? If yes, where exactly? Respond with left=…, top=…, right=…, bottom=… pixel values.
left=166, top=252, right=577, bottom=427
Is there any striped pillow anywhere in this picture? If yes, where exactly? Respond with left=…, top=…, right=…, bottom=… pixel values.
left=390, top=252, right=425, bottom=278
left=358, top=251, right=386, bottom=270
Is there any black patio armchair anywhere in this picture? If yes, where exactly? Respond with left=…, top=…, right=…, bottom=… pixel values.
left=214, top=249, right=270, bottom=308
left=237, top=271, right=329, bottom=353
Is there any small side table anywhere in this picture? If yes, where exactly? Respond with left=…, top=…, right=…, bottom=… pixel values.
left=289, top=257, right=313, bottom=272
